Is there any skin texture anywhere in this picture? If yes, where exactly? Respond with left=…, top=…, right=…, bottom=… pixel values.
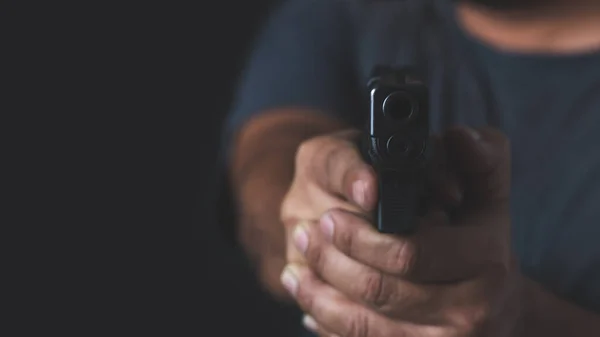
left=279, top=127, right=523, bottom=337
left=228, top=0, right=600, bottom=334
left=230, top=0, right=600, bottom=300
left=278, top=127, right=600, bottom=337
left=457, top=1, right=600, bottom=54
left=230, top=109, right=347, bottom=300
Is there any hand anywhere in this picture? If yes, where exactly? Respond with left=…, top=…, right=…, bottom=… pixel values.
left=281, top=127, right=526, bottom=337
left=231, top=110, right=349, bottom=299
left=280, top=130, right=459, bottom=267
left=280, top=130, right=378, bottom=266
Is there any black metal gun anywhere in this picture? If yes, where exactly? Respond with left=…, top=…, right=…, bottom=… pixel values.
left=363, top=66, right=431, bottom=234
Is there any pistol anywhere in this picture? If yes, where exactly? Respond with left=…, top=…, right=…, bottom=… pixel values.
left=363, top=66, right=431, bottom=234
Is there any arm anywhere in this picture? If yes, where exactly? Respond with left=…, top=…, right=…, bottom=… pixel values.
left=230, top=109, right=346, bottom=299
left=222, top=0, right=362, bottom=299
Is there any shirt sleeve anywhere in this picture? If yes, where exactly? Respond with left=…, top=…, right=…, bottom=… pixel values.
left=223, top=0, right=361, bottom=149
left=212, top=0, right=361, bottom=245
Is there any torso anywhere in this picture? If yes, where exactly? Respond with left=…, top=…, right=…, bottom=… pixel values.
left=350, top=0, right=600, bottom=311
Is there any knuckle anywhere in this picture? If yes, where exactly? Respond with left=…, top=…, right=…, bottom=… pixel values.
left=327, top=141, right=352, bottom=159
left=325, top=141, right=358, bottom=172
left=297, top=137, right=327, bottom=169
left=295, top=287, right=316, bottom=313
left=306, top=242, right=326, bottom=272
left=279, top=188, right=306, bottom=221
left=336, top=224, right=355, bottom=254
left=297, top=136, right=341, bottom=175
left=450, top=305, right=492, bottom=337
left=297, top=138, right=319, bottom=161
left=344, top=312, right=370, bottom=337
left=360, top=271, right=392, bottom=308
left=386, top=240, right=419, bottom=276
left=324, top=145, right=347, bottom=174
left=296, top=141, right=315, bottom=172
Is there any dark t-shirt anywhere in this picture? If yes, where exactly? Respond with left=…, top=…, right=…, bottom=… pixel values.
left=222, top=0, right=600, bottom=313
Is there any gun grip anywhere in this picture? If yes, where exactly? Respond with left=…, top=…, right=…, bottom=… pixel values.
left=376, top=170, right=419, bottom=234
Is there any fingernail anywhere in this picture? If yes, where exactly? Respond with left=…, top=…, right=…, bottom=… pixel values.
left=320, top=213, right=335, bottom=241
left=293, top=224, right=309, bottom=254
left=280, top=266, right=299, bottom=297
left=352, top=180, right=366, bottom=207
left=302, top=315, right=319, bottom=331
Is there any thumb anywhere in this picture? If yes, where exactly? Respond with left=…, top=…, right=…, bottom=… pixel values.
left=298, top=130, right=377, bottom=211
left=443, top=126, right=511, bottom=204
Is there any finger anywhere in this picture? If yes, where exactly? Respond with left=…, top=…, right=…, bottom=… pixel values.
left=286, top=220, right=311, bottom=264
left=321, top=209, right=507, bottom=282
left=296, top=132, right=377, bottom=210
left=302, top=315, right=338, bottom=337
left=429, top=167, right=463, bottom=211
left=443, top=126, right=510, bottom=204
left=428, top=135, right=463, bottom=208
left=292, top=222, right=440, bottom=318
left=280, top=264, right=417, bottom=337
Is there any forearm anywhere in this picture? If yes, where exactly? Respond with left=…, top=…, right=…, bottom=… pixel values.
left=229, top=108, right=346, bottom=296
left=522, top=278, right=600, bottom=337
left=231, top=109, right=344, bottom=188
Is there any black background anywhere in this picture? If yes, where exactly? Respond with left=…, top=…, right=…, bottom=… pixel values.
left=6, top=1, right=301, bottom=335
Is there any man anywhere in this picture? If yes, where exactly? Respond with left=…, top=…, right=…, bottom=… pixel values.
left=220, top=0, right=600, bottom=336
